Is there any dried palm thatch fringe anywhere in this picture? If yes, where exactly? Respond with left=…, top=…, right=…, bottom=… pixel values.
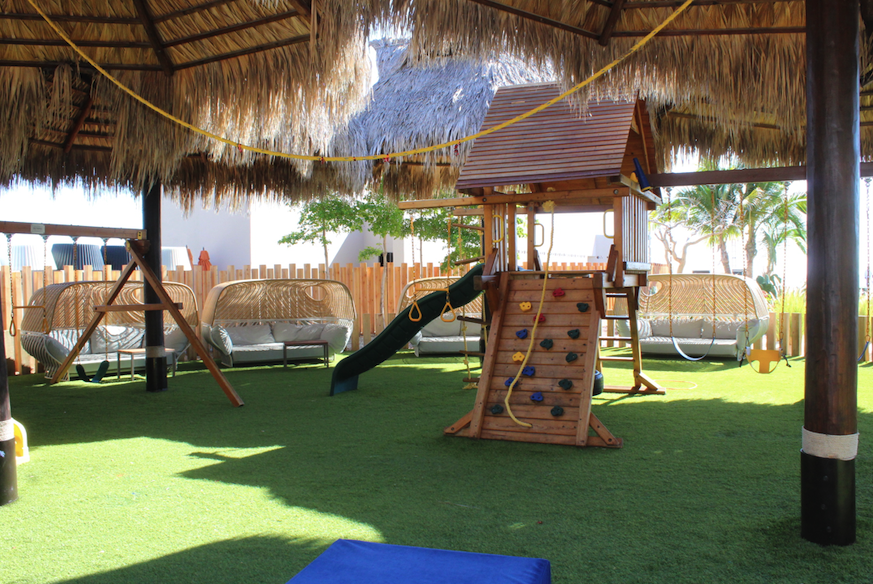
left=0, top=0, right=371, bottom=201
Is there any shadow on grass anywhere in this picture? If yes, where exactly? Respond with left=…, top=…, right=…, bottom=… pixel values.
left=11, top=354, right=873, bottom=584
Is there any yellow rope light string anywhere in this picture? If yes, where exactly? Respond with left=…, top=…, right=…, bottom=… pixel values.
left=27, top=0, right=695, bottom=163
left=504, top=200, right=556, bottom=428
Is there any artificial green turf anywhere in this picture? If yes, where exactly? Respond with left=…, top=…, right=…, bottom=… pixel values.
left=2, top=351, right=872, bottom=584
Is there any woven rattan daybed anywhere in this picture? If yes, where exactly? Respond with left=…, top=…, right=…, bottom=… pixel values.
left=396, top=276, right=484, bottom=356
left=20, top=281, right=198, bottom=379
left=201, top=279, right=355, bottom=367
left=614, top=273, right=770, bottom=359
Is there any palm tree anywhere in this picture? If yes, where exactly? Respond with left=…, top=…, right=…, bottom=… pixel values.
left=759, top=189, right=808, bottom=276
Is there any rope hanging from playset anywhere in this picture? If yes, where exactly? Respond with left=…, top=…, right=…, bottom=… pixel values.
left=504, top=201, right=557, bottom=428
left=25, top=0, right=695, bottom=163
left=4, top=234, right=15, bottom=337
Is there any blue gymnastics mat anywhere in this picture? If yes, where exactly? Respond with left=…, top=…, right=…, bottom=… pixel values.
left=287, top=539, right=551, bottom=584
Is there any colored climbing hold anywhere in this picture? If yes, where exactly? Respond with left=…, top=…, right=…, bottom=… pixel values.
left=558, top=379, right=573, bottom=390
left=550, top=406, right=564, bottom=417
left=533, top=314, right=546, bottom=324
left=512, top=352, right=525, bottom=362
left=516, top=329, right=529, bottom=339
left=519, top=301, right=532, bottom=312
left=522, top=366, right=535, bottom=377
left=490, top=404, right=505, bottom=415
left=566, top=352, right=578, bottom=363
left=552, top=287, right=565, bottom=298
left=540, top=338, right=554, bottom=350
left=505, top=377, right=518, bottom=387
left=567, top=329, right=580, bottom=339
left=530, top=392, right=544, bottom=402
left=577, top=302, right=589, bottom=312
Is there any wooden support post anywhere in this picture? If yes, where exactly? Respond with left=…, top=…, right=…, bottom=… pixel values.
left=526, top=203, right=536, bottom=270
left=507, top=203, right=517, bottom=271
left=802, top=0, right=859, bottom=546
left=142, top=181, right=168, bottom=393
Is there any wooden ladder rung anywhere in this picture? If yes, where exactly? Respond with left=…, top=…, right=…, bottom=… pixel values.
left=603, top=315, right=629, bottom=320
left=599, top=356, right=634, bottom=362
left=463, top=377, right=480, bottom=383
left=457, top=316, right=485, bottom=325
left=600, top=336, right=632, bottom=342
left=605, top=293, right=628, bottom=298
left=459, top=351, right=485, bottom=357
left=453, top=256, right=485, bottom=266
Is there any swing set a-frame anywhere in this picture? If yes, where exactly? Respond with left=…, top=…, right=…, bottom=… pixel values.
left=0, top=220, right=243, bottom=407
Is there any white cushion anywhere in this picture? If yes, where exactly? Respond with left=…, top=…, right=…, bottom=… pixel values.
left=91, top=325, right=143, bottom=354
left=422, top=317, right=462, bottom=337
left=211, top=325, right=234, bottom=355
left=616, top=318, right=652, bottom=339
left=295, top=324, right=325, bottom=341
left=320, top=324, right=350, bottom=353
left=44, top=336, right=70, bottom=363
left=649, top=318, right=702, bottom=338
left=226, top=324, right=274, bottom=345
left=164, top=326, right=189, bottom=352
left=703, top=319, right=744, bottom=340
left=271, top=322, right=303, bottom=342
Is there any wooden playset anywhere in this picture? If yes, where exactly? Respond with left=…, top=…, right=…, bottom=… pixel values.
left=399, top=83, right=665, bottom=448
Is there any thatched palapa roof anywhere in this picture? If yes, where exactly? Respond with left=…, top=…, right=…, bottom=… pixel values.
left=0, top=0, right=371, bottom=206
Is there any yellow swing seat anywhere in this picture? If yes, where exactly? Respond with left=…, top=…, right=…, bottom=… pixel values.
left=746, top=348, right=783, bottom=374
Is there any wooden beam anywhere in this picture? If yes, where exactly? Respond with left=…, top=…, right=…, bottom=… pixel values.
left=287, top=0, right=313, bottom=26
left=63, top=95, right=94, bottom=154
left=174, top=35, right=309, bottom=70
left=466, top=0, right=598, bottom=40
left=0, top=13, right=140, bottom=24
left=598, top=0, right=626, bottom=46
left=163, top=11, right=302, bottom=48
left=0, top=60, right=162, bottom=71
left=650, top=163, right=873, bottom=187
left=0, top=221, right=144, bottom=240
left=0, top=38, right=150, bottom=48
left=133, top=0, right=174, bottom=77
left=399, top=187, right=629, bottom=210
left=95, top=303, right=183, bottom=312
left=613, top=26, right=805, bottom=37
left=153, top=0, right=240, bottom=23
left=30, top=139, right=112, bottom=152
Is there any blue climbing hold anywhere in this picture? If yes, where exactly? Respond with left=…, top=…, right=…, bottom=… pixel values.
left=530, top=392, right=544, bottom=402
left=516, top=329, right=529, bottom=339
left=522, top=366, right=535, bottom=377
left=505, top=377, right=518, bottom=387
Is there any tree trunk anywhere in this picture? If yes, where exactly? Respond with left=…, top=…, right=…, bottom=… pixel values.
left=746, top=216, right=757, bottom=277
left=322, top=226, right=330, bottom=279
left=718, top=235, right=731, bottom=274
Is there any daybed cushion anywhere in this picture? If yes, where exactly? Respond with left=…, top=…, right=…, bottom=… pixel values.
left=703, top=319, right=745, bottom=340
left=211, top=325, right=234, bottom=355
left=649, top=318, right=702, bottom=339
left=421, top=318, right=464, bottom=337
left=91, top=325, right=144, bottom=354
left=616, top=318, right=652, bottom=339
left=226, top=324, right=274, bottom=346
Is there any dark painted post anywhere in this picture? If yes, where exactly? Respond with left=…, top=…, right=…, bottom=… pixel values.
left=803, top=0, right=859, bottom=545
left=143, top=180, right=168, bottom=393
left=0, top=328, right=18, bottom=505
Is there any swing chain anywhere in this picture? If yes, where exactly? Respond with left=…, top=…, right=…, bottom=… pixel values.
left=5, top=233, right=16, bottom=336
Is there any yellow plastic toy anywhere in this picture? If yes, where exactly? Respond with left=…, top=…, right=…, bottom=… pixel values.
left=519, top=302, right=532, bottom=312
left=12, top=419, right=29, bottom=464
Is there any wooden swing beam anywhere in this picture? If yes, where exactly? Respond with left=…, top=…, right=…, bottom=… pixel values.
left=0, top=221, right=144, bottom=240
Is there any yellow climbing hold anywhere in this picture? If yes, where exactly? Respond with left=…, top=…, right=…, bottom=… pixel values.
left=519, top=302, right=532, bottom=312
left=512, top=352, right=525, bottom=362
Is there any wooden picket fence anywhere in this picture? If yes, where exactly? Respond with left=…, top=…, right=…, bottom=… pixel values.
left=5, top=261, right=869, bottom=375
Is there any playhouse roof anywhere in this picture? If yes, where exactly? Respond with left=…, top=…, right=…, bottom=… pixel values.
left=455, top=83, right=644, bottom=191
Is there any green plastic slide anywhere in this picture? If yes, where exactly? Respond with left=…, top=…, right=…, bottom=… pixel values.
left=330, top=263, right=484, bottom=395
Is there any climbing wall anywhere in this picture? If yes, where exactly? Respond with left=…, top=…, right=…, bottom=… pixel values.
left=446, top=272, right=622, bottom=448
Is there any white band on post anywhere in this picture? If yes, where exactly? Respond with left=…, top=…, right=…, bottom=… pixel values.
left=0, top=419, right=13, bottom=442
left=802, top=427, right=859, bottom=461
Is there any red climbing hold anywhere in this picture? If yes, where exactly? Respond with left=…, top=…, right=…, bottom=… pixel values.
left=553, top=287, right=565, bottom=298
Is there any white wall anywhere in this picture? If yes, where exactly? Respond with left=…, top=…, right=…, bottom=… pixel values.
left=162, top=197, right=251, bottom=270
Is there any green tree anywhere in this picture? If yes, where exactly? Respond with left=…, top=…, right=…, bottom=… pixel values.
left=278, top=196, right=362, bottom=278
left=650, top=195, right=710, bottom=273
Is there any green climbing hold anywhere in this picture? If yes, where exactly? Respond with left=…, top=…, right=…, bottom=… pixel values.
left=550, top=406, right=564, bottom=417
left=558, top=379, right=573, bottom=390
left=490, top=404, right=504, bottom=415
left=567, top=329, right=580, bottom=339
left=566, top=352, right=578, bottom=363
left=540, top=338, right=554, bottom=350
left=577, top=302, right=589, bottom=312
